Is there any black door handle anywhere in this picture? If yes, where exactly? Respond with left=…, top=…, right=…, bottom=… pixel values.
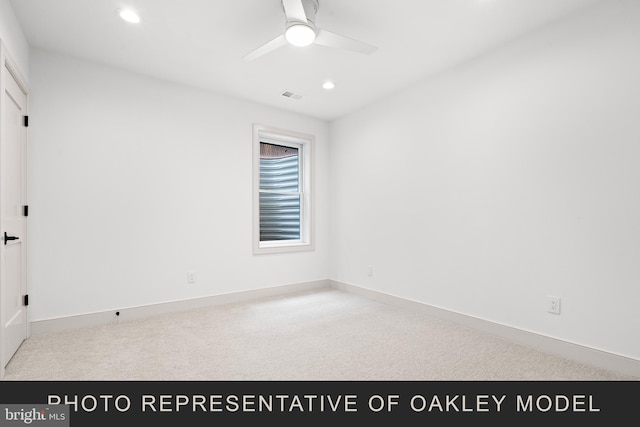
left=4, top=232, right=19, bottom=245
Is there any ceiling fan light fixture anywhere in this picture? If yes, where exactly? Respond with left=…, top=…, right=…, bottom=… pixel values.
left=285, top=23, right=316, bottom=47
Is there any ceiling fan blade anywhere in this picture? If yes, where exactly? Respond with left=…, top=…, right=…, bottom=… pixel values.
left=282, top=0, right=308, bottom=23
left=243, top=34, right=288, bottom=61
left=315, top=29, right=377, bottom=55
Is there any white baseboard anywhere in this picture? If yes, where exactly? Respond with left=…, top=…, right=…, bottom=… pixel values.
left=30, top=280, right=329, bottom=335
left=28, top=278, right=639, bottom=378
left=329, top=280, right=640, bottom=379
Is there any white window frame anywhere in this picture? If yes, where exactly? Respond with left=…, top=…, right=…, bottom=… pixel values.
left=253, top=124, right=314, bottom=255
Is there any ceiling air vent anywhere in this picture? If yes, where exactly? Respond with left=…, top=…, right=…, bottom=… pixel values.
left=281, top=91, right=302, bottom=100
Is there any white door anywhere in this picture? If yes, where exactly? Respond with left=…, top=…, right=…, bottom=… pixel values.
left=0, top=44, right=28, bottom=373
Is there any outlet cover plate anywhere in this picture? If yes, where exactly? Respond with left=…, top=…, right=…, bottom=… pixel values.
left=187, top=271, right=197, bottom=284
left=547, top=296, right=561, bottom=314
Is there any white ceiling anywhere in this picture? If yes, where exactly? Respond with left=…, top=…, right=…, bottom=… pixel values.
left=10, top=0, right=603, bottom=121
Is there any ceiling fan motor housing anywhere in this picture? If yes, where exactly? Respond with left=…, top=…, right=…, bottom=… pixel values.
left=283, top=0, right=319, bottom=27
left=283, top=0, right=319, bottom=46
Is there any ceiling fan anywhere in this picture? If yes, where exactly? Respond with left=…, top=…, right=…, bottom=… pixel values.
left=243, top=0, right=377, bottom=61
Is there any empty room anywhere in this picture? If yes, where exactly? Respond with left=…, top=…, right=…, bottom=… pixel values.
left=1, top=0, right=639, bottom=398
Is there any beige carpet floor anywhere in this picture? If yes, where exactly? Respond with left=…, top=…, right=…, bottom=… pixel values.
left=2, top=288, right=635, bottom=381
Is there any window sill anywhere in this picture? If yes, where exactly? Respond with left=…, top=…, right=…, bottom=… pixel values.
left=254, top=241, right=315, bottom=255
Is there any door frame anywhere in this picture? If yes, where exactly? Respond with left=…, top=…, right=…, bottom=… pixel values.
left=0, top=39, right=30, bottom=379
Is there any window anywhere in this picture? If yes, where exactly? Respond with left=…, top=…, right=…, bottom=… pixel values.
left=253, top=124, right=314, bottom=254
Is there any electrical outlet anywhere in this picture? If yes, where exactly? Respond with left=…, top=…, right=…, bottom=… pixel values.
left=187, top=271, right=197, bottom=284
left=367, top=266, right=374, bottom=277
left=547, top=296, right=561, bottom=315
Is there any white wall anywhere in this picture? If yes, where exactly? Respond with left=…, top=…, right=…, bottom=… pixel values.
left=0, top=0, right=29, bottom=79
left=28, top=49, right=330, bottom=321
left=330, top=0, right=640, bottom=361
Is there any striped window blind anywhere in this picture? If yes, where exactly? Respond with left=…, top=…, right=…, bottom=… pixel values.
left=259, top=143, right=301, bottom=241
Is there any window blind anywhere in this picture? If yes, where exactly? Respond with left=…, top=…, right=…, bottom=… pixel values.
left=259, top=145, right=301, bottom=241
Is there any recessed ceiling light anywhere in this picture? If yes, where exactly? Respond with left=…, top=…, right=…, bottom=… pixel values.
left=118, top=8, right=142, bottom=24
left=322, top=81, right=336, bottom=90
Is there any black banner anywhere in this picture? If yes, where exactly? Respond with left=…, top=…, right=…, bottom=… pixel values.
left=1, top=380, right=637, bottom=426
